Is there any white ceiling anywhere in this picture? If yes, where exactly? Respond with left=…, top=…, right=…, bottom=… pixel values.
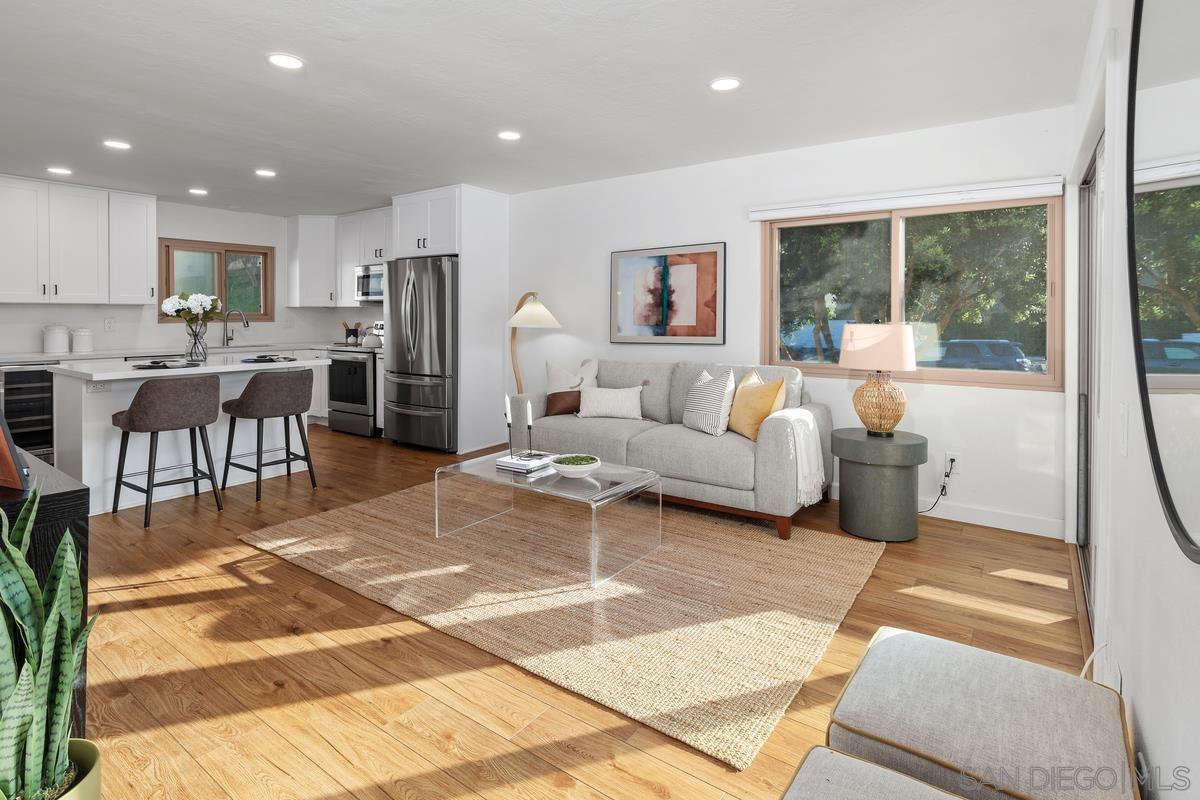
left=0, top=0, right=1096, bottom=217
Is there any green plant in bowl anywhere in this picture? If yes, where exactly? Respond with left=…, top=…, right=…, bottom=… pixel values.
left=550, top=454, right=601, bottom=478
left=552, top=455, right=598, bottom=466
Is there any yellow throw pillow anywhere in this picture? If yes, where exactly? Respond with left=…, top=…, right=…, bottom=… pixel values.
left=729, top=371, right=786, bottom=441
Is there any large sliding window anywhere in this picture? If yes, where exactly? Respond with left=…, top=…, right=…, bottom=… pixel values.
left=763, top=196, right=1063, bottom=389
left=158, top=238, right=276, bottom=322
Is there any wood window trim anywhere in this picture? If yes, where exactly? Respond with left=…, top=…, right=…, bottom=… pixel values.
left=760, top=195, right=1065, bottom=392
left=157, top=237, right=276, bottom=323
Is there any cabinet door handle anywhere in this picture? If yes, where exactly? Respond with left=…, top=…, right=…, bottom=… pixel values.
left=329, top=291, right=334, bottom=302
left=415, top=238, right=421, bottom=249
left=53, top=284, right=58, bottom=295
left=421, top=237, right=427, bottom=249
left=150, top=287, right=155, bottom=298
left=41, top=284, right=46, bottom=295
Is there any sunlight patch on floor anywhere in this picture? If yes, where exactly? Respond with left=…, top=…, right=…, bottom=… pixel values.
left=988, top=567, right=1069, bottom=590
left=897, top=584, right=1072, bottom=624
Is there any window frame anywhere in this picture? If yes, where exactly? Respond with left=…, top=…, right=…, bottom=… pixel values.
left=157, top=237, right=276, bottom=323
left=760, top=195, right=1064, bottom=391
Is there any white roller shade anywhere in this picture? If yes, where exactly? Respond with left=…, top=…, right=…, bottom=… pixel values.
left=747, top=176, right=1064, bottom=221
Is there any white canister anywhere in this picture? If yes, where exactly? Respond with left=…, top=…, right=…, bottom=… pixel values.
left=71, top=328, right=94, bottom=353
left=43, top=324, right=69, bottom=354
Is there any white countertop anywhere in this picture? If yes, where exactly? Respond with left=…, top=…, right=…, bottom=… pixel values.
left=48, top=355, right=331, bottom=382
left=0, top=342, right=335, bottom=366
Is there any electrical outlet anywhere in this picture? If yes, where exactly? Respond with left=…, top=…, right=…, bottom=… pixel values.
left=944, top=451, right=963, bottom=476
left=87, top=382, right=110, bottom=393
left=103, top=318, right=116, bottom=332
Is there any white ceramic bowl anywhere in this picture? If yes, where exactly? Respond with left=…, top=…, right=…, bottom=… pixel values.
left=550, top=454, right=601, bottom=478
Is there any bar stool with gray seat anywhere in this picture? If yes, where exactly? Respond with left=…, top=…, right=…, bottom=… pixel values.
left=221, top=369, right=317, bottom=502
left=112, top=375, right=224, bottom=528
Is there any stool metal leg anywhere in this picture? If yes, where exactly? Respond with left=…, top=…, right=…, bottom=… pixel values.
left=295, top=414, right=317, bottom=488
left=188, top=428, right=200, bottom=497
left=198, top=425, right=223, bottom=512
left=283, top=416, right=292, bottom=476
left=255, top=419, right=264, bottom=502
left=113, top=430, right=130, bottom=514
left=222, top=416, right=237, bottom=491
left=144, top=431, right=159, bottom=528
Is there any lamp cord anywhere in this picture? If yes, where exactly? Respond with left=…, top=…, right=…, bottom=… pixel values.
left=920, top=458, right=956, bottom=514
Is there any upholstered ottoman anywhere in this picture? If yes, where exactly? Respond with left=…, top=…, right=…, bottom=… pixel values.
left=828, top=629, right=1137, bottom=799
left=785, top=747, right=956, bottom=798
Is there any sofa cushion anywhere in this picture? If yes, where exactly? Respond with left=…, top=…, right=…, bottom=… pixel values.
left=681, top=368, right=735, bottom=436
left=597, top=360, right=675, bottom=423
left=729, top=371, right=786, bottom=441
left=829, top=628, right=1136, bottom=800
left=532, top=415, right=659, bottom=465
left=547, top=358, right=598, bottom=393
left=578, top=386, right=643, bottom=420
left=627, top=423, right=756, bottom=490
left=670, top=362, right=803, bottom=423
left=784, top=747, right=955, bottom=800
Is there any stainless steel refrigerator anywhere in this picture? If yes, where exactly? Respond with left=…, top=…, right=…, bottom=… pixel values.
left=383, top=256, right=458, bottom=451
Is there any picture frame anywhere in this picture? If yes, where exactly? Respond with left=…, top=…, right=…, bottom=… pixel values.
left=610, top=242, right=726, bottom=344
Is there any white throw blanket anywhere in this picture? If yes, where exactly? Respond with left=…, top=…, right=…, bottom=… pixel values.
left=785, top=408, right=826, bottom=506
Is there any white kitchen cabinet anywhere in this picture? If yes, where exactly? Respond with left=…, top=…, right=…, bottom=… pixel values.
left=108, top=191, right=156, bottom=305
left=49, top=184, right=109, bottom=304
left=391, top=186, right=459, bottom=259
left=360, top=207, right=390, bottom=263
left=286, top=215, right=337, bottom=307
left=335, top=213, right=363, bottom=308
left=374, top=351, right=384, bottom=433
left=294, top=348, right=330, bottom=419
left=0, top=175, right=50, bottom=303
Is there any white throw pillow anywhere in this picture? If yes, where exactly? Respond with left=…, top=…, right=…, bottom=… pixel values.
left=546, top=358, right=599, bottom=394
left=682, top=368, right=736, bottom=436
left=578, top=386, right=643, bottom=420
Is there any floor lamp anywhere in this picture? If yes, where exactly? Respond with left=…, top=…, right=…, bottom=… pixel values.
left=508, top=292, right=561, bottom=393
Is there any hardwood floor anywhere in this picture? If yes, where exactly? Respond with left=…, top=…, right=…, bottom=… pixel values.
left=85, top=424, right=1086, bottom=800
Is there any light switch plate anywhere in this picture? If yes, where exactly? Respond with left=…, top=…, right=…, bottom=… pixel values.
left=87, top=382, right=110, bottom=393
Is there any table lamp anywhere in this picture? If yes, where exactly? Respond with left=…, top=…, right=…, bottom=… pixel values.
left=838, top=323, right=916, bottom=437
left=508, top=292, right=561, bottom=393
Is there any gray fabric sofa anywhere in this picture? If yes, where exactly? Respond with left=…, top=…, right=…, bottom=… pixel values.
left=511, top=359, right=833, bottom=538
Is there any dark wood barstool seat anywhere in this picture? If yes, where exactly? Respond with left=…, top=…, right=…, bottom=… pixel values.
left=112, top=375, right=223, bottom=528
left=221, top=370, right=317, bottom=502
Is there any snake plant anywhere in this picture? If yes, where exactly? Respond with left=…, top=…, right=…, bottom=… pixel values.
left=0, top=489, right=96, bottom=800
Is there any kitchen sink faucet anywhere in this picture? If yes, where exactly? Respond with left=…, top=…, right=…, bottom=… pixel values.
left=223, top=309, right=249, bottom=346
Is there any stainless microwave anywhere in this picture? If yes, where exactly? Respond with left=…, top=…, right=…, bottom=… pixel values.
left=354, top=264, right=385, bottom=302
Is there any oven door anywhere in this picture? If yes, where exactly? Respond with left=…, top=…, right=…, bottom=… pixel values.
left=328, top=353, right=374, bottom=414
left=354, top=266, right=385, bottom=302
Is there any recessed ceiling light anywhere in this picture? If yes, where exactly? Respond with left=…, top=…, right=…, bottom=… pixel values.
left=103, top=140, right=131, bottom=150
left=189, top=187, right=208, bottom=196
left=497, top=130, right=521, bottom=141
left=268, top=52, right=304, bottom=70
left=46, top=167, right=72, bottom=175
left=709, top=77, right=741, bottom=92
left=255, top=168, right=277, bottom=177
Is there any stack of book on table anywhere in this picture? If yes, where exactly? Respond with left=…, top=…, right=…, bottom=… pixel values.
left=496, top=451, right=556, bottom=474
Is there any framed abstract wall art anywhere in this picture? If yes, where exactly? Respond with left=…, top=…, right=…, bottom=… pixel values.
left=610, top=242, right=725, bottom=344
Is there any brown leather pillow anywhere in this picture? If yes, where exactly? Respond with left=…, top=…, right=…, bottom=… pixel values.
left=545, top=390, right=581, bottom=416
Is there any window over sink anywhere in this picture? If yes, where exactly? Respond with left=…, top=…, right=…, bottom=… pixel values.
left=158, top=238, right=275, bottom=322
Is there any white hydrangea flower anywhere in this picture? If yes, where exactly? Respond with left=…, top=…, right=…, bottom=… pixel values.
left=161, top=296, right=185, bottom=316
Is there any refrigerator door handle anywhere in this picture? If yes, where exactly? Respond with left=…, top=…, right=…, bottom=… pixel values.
left=406, top=268, right=419, bottom=361
left=399, top=264, right=413, bottom=362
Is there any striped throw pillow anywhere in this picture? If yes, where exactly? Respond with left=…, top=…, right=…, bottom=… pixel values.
left=682, top=369, right=736, bottom=436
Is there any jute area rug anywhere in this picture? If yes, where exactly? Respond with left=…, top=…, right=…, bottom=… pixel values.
left=239, top=481, right=883, bottom=770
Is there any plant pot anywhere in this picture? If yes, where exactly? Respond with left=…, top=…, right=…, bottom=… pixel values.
left=58, top=739, right=101, bottom=800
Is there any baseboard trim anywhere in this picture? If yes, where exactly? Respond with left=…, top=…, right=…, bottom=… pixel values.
left=829, top=482, right=1064, bottom=539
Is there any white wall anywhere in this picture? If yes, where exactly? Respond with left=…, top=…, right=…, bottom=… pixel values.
left=509, top=106, right=1074, bottom=537
left=1077, top=0, right=1200, bottom=792
left=0, top=201, right=358, bottom=355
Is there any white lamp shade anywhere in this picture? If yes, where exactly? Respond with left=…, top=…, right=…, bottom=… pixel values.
left=508, top=296, right=561, bottom=328
left=838, top=323, right=917, bottom=372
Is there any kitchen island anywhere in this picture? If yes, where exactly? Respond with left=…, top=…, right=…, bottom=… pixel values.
left=50, top=355, right=331, bottom=515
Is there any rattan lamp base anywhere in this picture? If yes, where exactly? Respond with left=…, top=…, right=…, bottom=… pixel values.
left=852, top=371, right=907, bottom=436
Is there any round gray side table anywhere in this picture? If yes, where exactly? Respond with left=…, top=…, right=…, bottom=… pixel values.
left=832, top=428, right=928, bottom=542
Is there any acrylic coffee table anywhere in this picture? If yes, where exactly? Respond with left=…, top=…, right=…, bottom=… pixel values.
left=434, top=452, right=662, bottom=587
